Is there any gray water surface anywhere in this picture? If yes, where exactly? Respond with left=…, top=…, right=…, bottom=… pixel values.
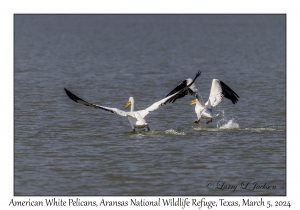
left=14, top=15, right=286, bottom=196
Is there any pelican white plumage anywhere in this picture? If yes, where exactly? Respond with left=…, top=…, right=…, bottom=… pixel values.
left=64, top=70, right=201, bottom=132
left=165, top=77, right=239, bottom=124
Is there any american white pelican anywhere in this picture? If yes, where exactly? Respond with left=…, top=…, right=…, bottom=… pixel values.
left=65, top=70, right=201, bottom=132
left=165, top=77, right=239, bottom=124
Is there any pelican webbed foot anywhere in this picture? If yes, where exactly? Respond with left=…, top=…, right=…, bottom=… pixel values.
left=206, top=119, right=212, bottom=124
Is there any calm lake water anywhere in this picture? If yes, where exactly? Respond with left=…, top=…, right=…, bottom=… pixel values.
left=14, top=15, right=286, bottom=196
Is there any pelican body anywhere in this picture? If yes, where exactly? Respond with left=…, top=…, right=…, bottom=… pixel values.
left=124, top=97, right=150, bottom=131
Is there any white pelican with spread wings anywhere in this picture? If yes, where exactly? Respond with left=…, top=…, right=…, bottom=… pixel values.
left=65, top=70, right=201, bottom=132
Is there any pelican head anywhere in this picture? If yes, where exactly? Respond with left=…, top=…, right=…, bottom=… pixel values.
left=125, top=97, right=134, bottom=109
left=190, top=99, right=197, bottom=105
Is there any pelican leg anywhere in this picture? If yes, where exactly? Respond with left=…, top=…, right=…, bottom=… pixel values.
left=132, top=129, right=136, bottom=133
left=194, top=119, right=200, bottom=124
left=206, top=118, right=212, bottom=124
left=147, top=125, right=150, bottom=131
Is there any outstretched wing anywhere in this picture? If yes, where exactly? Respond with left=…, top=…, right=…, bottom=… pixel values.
left=165, top=71, right=201, bottom=103
left=64, top=88, right=131, bottom=117
left=207, top=79, right=239, bottom=107
left=139, top=70, right=201, bottom=118
left=165, top=79, right=189, bottom=100
left=165, top=77, right=200, bottom=103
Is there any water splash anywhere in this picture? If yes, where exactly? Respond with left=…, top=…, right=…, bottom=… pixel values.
left=193, top=126, right=219, bottom=132
left=165, top=129, right=186, bottom=135
left=131, top=129, right=187, bottom=135
left=216, top=109, right=239, bottom=129
left=219, top=119, right=240, bottom=129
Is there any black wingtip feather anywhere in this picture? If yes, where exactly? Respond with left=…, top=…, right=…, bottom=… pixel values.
left=64, top=88, right=84, bottom=104
left=64, top=88, right=117, bottom=114
left=219, top=81, right=239, bottom=105
left=164, top=70, right=201, bottom=103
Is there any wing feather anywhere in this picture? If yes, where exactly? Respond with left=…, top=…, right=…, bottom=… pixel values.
left=64, top=88, right=130, bottom=117
left=207, top=79, right=239, bottom=107
left=140, top=70, right=201, bottom=118
left=165, top=71, right=201, bottom=103
left=220, top=80, right=239, bottom=104
left=165, top=80, right=188, bottom=103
